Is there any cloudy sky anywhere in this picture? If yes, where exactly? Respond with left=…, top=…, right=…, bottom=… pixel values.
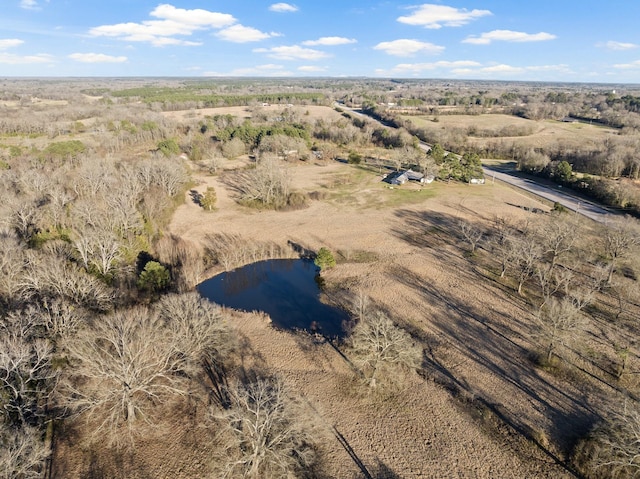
left=2, top=1, right=639, bottom=82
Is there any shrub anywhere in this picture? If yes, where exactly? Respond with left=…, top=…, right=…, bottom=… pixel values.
left=137, top=261, right=170, bottom=293
left=314, top=247, right=336, bottom=270
left=157, top=138, right=180, bottom=157
left=553, top=202, right=568, bottom=213
left=286, top=191, right=308, bottom=210
left=43, top=140, right=86, bottom=159
left=347, top=151, right=362, bottom=165
left=200, top=187, right=217, bottom=211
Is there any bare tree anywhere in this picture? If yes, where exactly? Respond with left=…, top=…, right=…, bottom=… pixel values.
left=59, top=307, right=191, bottom=443
left=576, top=401, right=640, bottom=478
left=611, top=277, right=639, bottom=322
left=350, top=290, right=371, bottom=324
left=512, top=234, right=542, bottom=295
left=211, top=377, right=319, bottom=479
left=533, top=296, right=588, bottom=363
left=459, top=219, right=484, bottom=254
left=258, top=134, right=308, bottom=161
left=43, top=184, right=74, bottom=230
left=242, top=154, right=291, bottom=209
left=0, top=235, right=26, bottom=305
left=88, top=231, right=122, bottom=278
left=39, top=298, right=85, bottom=339
left=535, top=213, right=579, bottom=281
left=8, top=201, right=39, bottom=242
left=151, top=157, right=189, bottom=197
left=348, top=311, right=422, bottom=387
left=0, top=318, right=55, bottom=426
left=490, top=217, right=517, bottom=278
left=0, top=423, right=50, bottom=479
left=601, top=217, right=640, bottom=284
left=199, top=150, right=225, bottom=174
left=156, top=292, right=232, bottom=363
left=535, top=263, right=575, bottom=309
left=155, top=235, right=207, bottom=291
left=20, top=256, right=113, bottom=311
left=221, top=137, right=246, bottom=159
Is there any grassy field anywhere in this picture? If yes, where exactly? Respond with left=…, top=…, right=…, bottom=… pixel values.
left=403, top=113, right=619, bottom=151
left=162, top=104, right=346, bottom=123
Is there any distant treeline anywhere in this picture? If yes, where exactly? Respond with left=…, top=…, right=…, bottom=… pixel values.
left=108, top=87, right=327, bottom=108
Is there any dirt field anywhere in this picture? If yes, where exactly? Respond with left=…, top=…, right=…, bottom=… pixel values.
left=163, top=158, right=608, bottom=477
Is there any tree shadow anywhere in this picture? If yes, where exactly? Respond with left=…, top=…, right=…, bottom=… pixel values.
left=391, top=208, right=462, bottom=250
left=385, top=254, right=600, bottom=471
left=218, top=169, right=251, bottom=201
left=370, top=458, right=402, bottom=479
left=189, top=189, right=202, bottom=205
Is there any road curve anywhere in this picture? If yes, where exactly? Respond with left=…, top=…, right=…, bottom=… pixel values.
left=338, top=103, right=615, bottom=224
left=483, top=166, right=612, bottom=223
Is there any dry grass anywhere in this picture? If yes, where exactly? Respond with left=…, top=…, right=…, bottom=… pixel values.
left=161, top=158, right=608, bottom=477
left=404, top=113, right=619, bottom=151
left=161, top=104, right=345, bottom=123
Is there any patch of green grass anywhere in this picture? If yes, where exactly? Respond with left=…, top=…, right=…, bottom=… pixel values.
left=380, top=186, right=437, bottom=208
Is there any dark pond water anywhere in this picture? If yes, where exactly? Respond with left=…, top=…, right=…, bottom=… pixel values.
left=197, top=259, right=349, bottom=338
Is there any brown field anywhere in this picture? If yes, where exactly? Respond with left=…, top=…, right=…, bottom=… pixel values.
left=162, top=104, right=345, bottom=123
left=164, top=158, right=613, bottom=478
left=403, top=113, right=619, bottom=150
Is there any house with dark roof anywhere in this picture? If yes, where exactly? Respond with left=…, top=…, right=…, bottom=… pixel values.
left=384, top=169, right=434, bottom=185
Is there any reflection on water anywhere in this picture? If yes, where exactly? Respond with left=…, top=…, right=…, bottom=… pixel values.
left=197, top=259, right=349, bottom=338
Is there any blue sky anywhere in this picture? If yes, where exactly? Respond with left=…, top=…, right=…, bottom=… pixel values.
left=1, top=1, right=640, bottom=82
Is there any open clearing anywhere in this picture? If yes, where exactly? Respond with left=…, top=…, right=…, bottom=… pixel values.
left=162, top=104, right=345, bottom=123
left=403, top=113, right=619, bottom=150
left=166, top=158, right=605, bottom=477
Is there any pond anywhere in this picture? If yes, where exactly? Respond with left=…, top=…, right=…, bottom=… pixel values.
left=197, top=259, right=349, bottom=338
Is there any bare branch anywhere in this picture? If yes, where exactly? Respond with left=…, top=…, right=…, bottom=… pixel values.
left=348, top=311, right=422, bottom=388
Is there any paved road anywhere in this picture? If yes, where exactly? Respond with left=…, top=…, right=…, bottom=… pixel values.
left=338, top=103, right=615, bottom=224
left=483, top=166, right=612, bottom=223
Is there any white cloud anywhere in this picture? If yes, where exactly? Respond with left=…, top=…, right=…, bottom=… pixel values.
left=463, top=30, right=556, bottom=45
left=373, top=39, right=444, bottom=57
left=0, top=38, right=53, bottom=64
left=450, top=68, right=475, bottom=75
left=613, top=60, right=640, bottom=69
left=377, top=60, right=480, bottom=75
left=398, top=4, right=491, bottom=29
left=0, top=53, right=53, bottom=64
left=216, top=25, right=279, bottom=43
left=302, top=37, right=356, bottom=46
left=69, top=53, right=128, bottom=63
left=20, top=0, right=44, bottom=10
left=394, top=60, right=481, bottom=72
left=298, top=65, right=327, bottom=72
left=89, top=4, right=236, bottom=46
left=525, top=64, right=571, bottom=73
left=147, top=37, right=202, bottom=47
left=254, top=45, right=330, bottom=61
left=480, top=64, right=524, bottom=73
left=269, top=3, right=298, bottom=13
left=598, top=41, right=638, bottom=51
left=149, top=4, right=235, bottom=28
left=0, top=39, right=24, bottom=50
